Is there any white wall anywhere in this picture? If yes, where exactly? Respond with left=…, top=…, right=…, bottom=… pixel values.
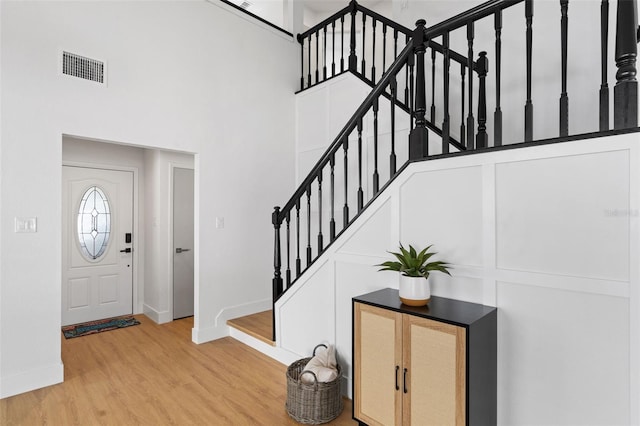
left=0, top=0, right=297, bottom=398
left=143, top=149, right=194, bottom=324
left=275, top=132, right=640, bottom=425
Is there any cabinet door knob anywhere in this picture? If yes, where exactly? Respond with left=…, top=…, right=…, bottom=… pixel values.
left=403, top=368, right=408, bottom=393
left=395, top=366, right=399, bottom=391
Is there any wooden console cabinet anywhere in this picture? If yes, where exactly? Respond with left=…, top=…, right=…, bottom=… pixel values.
left=353, top=288, right=496, bottom=425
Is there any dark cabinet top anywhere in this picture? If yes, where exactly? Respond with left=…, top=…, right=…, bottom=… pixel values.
left=353, top=288, right=496, bottom=327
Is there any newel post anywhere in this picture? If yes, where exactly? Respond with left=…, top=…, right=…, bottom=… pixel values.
left=348, top=0, right=358, bottom=72
left=614, top=0, right=638, bottom=129
left=476, top=51, right=489, bottom=149
left=272, top=206, right=283, bottom=301
left=409, top=19, right=429, bottom=160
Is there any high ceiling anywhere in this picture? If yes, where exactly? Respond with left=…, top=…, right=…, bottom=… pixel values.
left=304, top=0, right=390, bottom=15
left=221, top=0, right=392, bottom=30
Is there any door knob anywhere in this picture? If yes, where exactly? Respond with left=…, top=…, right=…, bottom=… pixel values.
left=119, top=248, right=132, bottom=253
left=175, top=248, right=191, bottom=254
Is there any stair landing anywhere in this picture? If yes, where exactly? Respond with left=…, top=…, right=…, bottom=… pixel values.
left=227, top=310, right=274, bottom=346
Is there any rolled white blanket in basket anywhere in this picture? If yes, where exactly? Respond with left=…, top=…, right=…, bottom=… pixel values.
left=301, top=344, right=338, bottom=384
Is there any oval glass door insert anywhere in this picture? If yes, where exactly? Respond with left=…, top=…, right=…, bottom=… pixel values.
left=77, top=186, right=111, bottom=260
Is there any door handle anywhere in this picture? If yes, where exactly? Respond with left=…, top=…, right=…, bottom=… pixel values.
left=403, top=368, right=408, bottom=394
left=175, top=248, right=191, bottom=254
left=119, top=248, right=132, bottom=253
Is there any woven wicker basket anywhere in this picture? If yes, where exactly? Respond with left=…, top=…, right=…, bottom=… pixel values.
left=285, top=345, right=344, bottom=424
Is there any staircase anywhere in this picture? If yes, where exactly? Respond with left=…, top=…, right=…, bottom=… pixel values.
left=270, top=0, right=639, bottom=338
left=224, top=0, right=640, bottom=421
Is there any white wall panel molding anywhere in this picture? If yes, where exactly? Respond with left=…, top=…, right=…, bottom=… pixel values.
left=280, top=131, right=640, bottom=421
left=496, top=150, right=630, bottom=281
left=494, top=270, right=629, bottom=298
left=629, top=144, right=640, bottom=425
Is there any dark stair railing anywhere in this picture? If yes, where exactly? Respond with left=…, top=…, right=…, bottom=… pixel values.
left=297, top=1, right=475, bottom=128
left=273, top=39, right=418, bottom=319
left=272, top=0, right=638, bottom=340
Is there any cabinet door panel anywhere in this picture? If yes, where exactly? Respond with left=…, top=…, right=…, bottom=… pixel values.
left=403, top=316, right=466, bottom=426
left=355, top=303, right=403, bottom=426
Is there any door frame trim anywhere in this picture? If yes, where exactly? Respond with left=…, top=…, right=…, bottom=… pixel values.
left=62, top=161, right=141, bottom=315
left=169, top=163, right=195, bottom=321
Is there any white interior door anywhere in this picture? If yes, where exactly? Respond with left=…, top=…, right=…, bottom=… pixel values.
left=62, top=166, right=134, bottom=326
left=173, top=167, right=194, bottom=319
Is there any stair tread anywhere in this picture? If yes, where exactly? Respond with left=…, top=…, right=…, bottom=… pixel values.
left=227, top=310, right=274, bottom=346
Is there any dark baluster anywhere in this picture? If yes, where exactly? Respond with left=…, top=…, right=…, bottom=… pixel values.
left=442, top=31, right=451, bottom=154
left=390, top=76, right=397, bottom=174
left=372, top=19, right=377, bottom=82
left=405, top=34, right=410, bottom=104
left=430, top=48, right=436, bottom=123
left=316, top=29, right=320, bottom=84
left=323, top=26, right=328, bottom=81
left=306, top=186, right=312, bottom=266
left=600, top=0, right=610, bottom=131
left=383, top=24, right=387, bottom=74
left=295, top=199, right=301, bottom=276
left=298, top=35, right=304, bottom=90
left=330, top=153, right=336, bottom=241
left=394, top=29, right=398, bottom=59
left=341, top=15, right=345, bottom=72
left=349, top=1, right=357, bottom=72
left=272, top=206, right=283, bottom=300
left=362, top=14, right=367, bottom=75
left=476, top=52, right=489, bottom=149
left=332, top=21, right=336, bottom=77
left=409, top=51, right=415, bottom=131
left=467, top=21, right=475, bottom=149
left=495, top=10, right=503, bottom=146
left=559, top=0, right=569, bottom=136
left=285, top=211, right=291, bottom=287
left=525, top=0, right=534, bottom=141
left=343, top=137, right=350, bottom=226
left=614, top=0, right=638, bottom=129
left=357, top=117, right=364, bottom=212
left=460, top=63, right=466, bottom=147
left=373, top=98, right=380, bottom=194
left=307, top=35, right=312, bottom=87
left=410, top=20, right=429, bottom=160
left=317, top=172, right=323, bottom=253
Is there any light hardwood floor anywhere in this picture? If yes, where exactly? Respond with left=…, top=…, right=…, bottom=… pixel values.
left=0, top=316, right=356, bottom=425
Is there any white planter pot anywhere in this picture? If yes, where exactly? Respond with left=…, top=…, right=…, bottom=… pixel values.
left=399, top=276, right=431, bottom=306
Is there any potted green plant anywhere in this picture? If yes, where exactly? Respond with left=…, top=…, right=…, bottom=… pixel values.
left=376, top=243, right=451, bottom=306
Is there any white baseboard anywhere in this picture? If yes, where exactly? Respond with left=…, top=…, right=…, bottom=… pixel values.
left=192, top=324, right=228, bottom=343
left=142, top=304, right=172, bottom=324
left=191, top=299, right=272, bottom=344
left=228, top=327, right=300, bottom=366
left=0, top=361, right=64, bottom=399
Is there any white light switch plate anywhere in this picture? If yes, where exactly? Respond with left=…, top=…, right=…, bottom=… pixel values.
left=15, top=217, right=37, bottom=233
left=216, top=217, right=224, bottom=229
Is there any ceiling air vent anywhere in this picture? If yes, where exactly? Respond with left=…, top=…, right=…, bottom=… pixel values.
left=61, top=51, right=105, bottom=84
left=239, top=1, right=251, bottom=9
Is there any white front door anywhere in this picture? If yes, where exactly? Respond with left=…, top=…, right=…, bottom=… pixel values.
left=62, top=166, right=134, bottom=326
left=173, top=167, right=194, bottom=319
